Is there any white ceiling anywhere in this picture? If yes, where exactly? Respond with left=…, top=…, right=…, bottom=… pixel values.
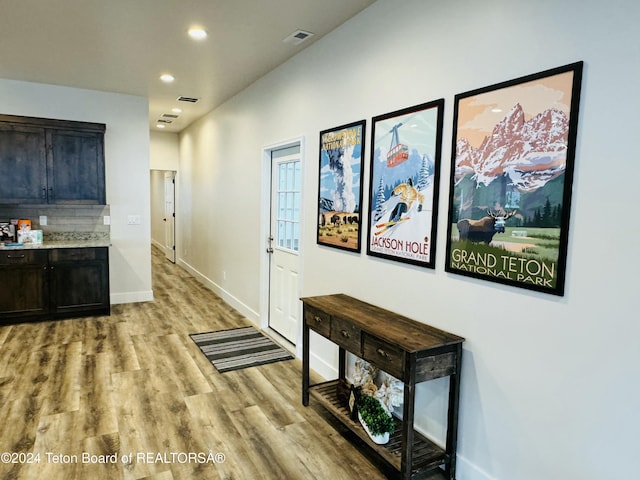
left=0, top=0, right=376, bottom=132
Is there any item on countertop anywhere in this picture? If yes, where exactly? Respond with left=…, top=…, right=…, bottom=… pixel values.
left=17, top=229, right=43, bottom=244
left=18, top=219, right=32, bottom=231
left=10, top=219, right=19, bottom=241
left=0, top=222, right=15, bottom=242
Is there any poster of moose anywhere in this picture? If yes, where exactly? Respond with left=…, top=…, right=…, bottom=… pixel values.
left=317, top=120, right=366, bottom=252
left=445, top=62, right=583, bottom=295
left=366, top=99, right=444, bottom=268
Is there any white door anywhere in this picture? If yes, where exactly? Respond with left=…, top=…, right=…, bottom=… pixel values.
left=268, top=146, right=301, bottom=344
left=164, top=171, right=176, bottom=263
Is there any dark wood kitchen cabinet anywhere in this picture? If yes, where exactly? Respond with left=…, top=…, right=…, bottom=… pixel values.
left=0, top=114, right=105, bottom=205
left=0, top=250, right=49, bottom=319
left=0, top=247, right=110, bottom=324
left=48, top=247, right=110, bottom=317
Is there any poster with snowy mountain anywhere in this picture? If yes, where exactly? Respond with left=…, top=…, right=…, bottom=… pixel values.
left=317, top=120, right=366, bottom=252
left=444, top=62, right=583, bottom=296
left=366, top=99, right=444, bottom=268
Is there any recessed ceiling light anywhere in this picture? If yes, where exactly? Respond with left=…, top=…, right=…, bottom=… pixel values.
left=172, top=108, right=182, bottom=114
left=156, top=124, right=166, bottom=129
left=160, top=74, right=175, bottom=83
left=491, top=107, right=503, bottom=113
left=188, top=27, right=207, bottom=40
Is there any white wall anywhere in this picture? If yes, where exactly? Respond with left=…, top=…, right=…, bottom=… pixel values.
left=0, top=78, right=153, bottom=303
left=176, top=0, right=640, bottom=478
left=150, top=130, right=179, bottom=171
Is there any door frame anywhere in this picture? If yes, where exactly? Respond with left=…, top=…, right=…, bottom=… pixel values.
left=260, top=136, right=305, bottom=357
left=164, top=171, right=176, bottom=263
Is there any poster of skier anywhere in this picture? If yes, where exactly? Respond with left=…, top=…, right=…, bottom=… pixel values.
left=317, top=120, right=366, bottom=252
left=444, top=62, right=583, bottom=296
left=366, top=99, right=444, bottom=268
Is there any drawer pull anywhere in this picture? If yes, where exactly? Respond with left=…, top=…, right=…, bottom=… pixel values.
left=7, top=254, right=26, bottom=259
left=314, top=316, right=323, bottom=323
left=340, top=330, right=350, bottom=338
left=376, top=348, right=390, bottom=359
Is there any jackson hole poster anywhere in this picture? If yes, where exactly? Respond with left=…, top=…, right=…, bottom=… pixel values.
left=367, top=100, right=444, bottom=268
left=317, top=120, right=366, bottom=252
left=445, top=62, right=583, bottom=295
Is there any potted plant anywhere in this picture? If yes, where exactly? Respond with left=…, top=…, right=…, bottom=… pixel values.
left=357, top=394, right=394, bottom=444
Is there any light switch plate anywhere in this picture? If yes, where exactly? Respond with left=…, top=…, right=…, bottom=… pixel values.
left=103, top=215, right=111, bottom=225
left=39, top=215, right=47, bottom=226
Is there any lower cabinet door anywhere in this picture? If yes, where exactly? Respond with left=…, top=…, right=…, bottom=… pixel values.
left=49, top=248, right=110, bottom=317
left=0, top=264, right=49, bottom=321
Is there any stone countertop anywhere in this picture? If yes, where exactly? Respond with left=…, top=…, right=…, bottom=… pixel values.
left=0, top=239, right=111, bottom=250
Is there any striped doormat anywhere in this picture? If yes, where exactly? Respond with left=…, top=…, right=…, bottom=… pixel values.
left=190, top=326, right=294, bottom=373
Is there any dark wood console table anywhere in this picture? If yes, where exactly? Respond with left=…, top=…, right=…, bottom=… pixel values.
left=301, top=294, right=464, bottom=480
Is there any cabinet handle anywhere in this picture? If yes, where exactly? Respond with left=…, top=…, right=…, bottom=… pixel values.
left=376, top=348, right=390, bottom=359
left=313, top=316, right=323, bottom=323
left=7, top=254, right=26, bottom=259
left=42, top=186, right=47, bottom=200
left=49, top=187, right=54, bottom=200
left=340, top=330, right=350, bottom=338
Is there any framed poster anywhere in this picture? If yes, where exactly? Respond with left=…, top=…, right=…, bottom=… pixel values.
left=366, top=99, right=444, bottom=268
left=317, top=120, right=366, bottom=252
left=445, top=61, right=583, bottom=296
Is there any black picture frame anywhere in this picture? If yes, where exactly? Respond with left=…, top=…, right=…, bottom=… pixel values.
left=444, top=61, right=584, bottom=296
left=366, top=99, right=444, bottom=268
left=317, top=120, right=366, bottom=252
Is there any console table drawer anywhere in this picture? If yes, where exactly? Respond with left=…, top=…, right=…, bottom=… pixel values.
left=330, top=316, right=361, bottom=352
left=304, top=305, right=331, bottom=337
left=362, top=333, right=405, bottom=380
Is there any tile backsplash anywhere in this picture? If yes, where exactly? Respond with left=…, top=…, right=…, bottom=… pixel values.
left=0, top=204, right=110, bottom=241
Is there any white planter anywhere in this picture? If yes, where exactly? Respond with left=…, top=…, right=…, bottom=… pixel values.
left=358, top=411, right=390, bottom=445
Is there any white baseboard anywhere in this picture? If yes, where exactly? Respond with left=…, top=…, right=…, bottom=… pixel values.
left=177, top=258, right=260, bottom=324
left=309, top=351, right=337, bottom=380
left=110, top=290, right=154, bottom=304
left=452, top=454, right=495, bottom=480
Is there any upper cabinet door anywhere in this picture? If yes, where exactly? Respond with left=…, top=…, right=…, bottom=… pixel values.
left=0, top=124, right=47, bottom=204
left=46, top=129, right=106, bottom=204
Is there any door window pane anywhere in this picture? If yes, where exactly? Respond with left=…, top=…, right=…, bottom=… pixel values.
left=275, top=158, right=301, bottom=252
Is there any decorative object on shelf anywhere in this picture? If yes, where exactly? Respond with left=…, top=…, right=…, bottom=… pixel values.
left=357, top=394, right=394, bottom=445
left=353, top=359, right=378, bottom=388
left=375, top=376, right=404, bottom=413
left=445, top=61, right=583, bottom=296
left=317, top=119, right=366, bottom=253
left=347, top=383, right=362, bottom=421
left=366, top=99, right=444, bottom=268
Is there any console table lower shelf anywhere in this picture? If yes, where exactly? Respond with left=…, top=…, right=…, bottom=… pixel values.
left=310, top=380, right=448, bottom=478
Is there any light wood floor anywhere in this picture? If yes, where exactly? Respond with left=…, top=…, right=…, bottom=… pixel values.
left=0, top=247, right=394, bottom=480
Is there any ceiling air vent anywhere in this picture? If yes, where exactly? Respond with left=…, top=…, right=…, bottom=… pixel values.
left=177, top=96, right=200, bottom=103
left=162, top=114, right=179, bottom=118
left=283, top=29, right=314, bottom=46
left=157, top=119, right=173, bottom=124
